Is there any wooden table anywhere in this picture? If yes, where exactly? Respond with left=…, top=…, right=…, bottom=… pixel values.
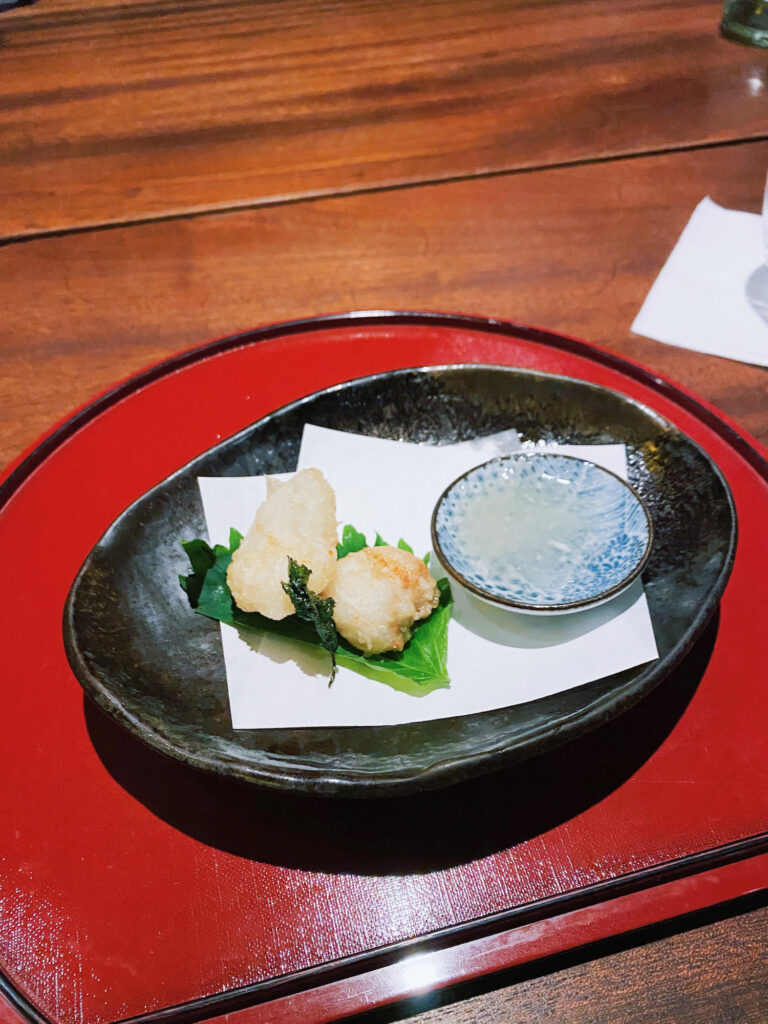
left=1, top=1, right=767, bottom=1021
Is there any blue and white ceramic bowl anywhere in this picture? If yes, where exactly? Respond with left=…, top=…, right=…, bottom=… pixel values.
left=431, top=452, right=653, bottom=615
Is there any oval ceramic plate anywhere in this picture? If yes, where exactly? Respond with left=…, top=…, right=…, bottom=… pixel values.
left=64, top=363, right=736, bottom=796
left=432, top=452, right=654, bottom=614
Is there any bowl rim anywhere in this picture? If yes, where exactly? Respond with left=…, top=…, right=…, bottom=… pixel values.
left=430, top=450, right=655, bottom=614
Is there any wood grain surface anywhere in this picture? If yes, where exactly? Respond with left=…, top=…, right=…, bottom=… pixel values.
left=2, top=0, right=768, bottom=239
left=2, top=139, right=767, bottom=473
left=382, top=901, right=768, bottom=1024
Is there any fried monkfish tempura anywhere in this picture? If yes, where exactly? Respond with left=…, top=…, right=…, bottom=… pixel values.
left=227, top=468, right=337, bottom=620
left=324, top=546, right=439, bottom=655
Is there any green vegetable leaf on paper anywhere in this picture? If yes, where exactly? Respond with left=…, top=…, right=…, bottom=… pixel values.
left=337, top=525, right=414, bottom=559
left=178, top=538, right=217, bottom=606
left=336, top=524, right=367, bottom=559
left=180, top=525, right=453, bottom=695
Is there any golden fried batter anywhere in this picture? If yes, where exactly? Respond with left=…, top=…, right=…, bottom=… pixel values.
left=325, top=546, right=439, bottom=654
left=227, top=468, right=337, bottom=619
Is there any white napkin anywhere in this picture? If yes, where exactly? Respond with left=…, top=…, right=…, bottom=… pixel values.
left=198, top=426, right=658, bottom=729
left=632, top=197, right=768, bottom=367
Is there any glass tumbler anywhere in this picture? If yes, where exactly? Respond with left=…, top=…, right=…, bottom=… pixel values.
left=721, top=0, right=768, bottom=46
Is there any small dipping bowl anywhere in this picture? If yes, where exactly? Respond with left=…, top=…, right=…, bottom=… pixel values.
left=431, top=452, right=653, bottom=615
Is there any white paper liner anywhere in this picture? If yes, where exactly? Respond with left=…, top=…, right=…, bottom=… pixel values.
left=198, top=425, right=658, bottom=728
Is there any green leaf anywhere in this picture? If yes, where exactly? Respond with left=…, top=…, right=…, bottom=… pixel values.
left=182, top=538, right=216, bottom=577
left=397, top=538, right=414, bottom=554
left=336, top=524, right=367, bottom=559
left=281, top=558, right=339, bottom=683
left=374, top=532, right=388, bottom=547
left=180, top=527, right=452, bottom=694
left=179, top=538, right=217, bottom=607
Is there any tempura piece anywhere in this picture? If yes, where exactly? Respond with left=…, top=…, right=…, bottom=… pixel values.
left=325, top=546, right=439, bottom=655
left=227, top=468, right=337, bottom=620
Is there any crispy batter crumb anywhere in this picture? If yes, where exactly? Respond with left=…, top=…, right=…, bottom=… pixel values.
left=324, top=546, right=439, bottom=654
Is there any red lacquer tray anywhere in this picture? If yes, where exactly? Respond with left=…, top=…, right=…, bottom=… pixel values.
left=1, top=313, right=766, bottom=1024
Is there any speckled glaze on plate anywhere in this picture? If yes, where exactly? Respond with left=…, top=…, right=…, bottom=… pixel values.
left=432, top=452, right=653, bottom=614
left=64, top=364, right=736, bottom=797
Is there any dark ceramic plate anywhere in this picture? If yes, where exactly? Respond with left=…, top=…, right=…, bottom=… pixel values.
left=64, top=365, right=737, bottom=797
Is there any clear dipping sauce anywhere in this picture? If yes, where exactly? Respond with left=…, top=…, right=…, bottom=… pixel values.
left=453, top=465, right=592, bottom=594
left=431, top=452, right=652, bottom=612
